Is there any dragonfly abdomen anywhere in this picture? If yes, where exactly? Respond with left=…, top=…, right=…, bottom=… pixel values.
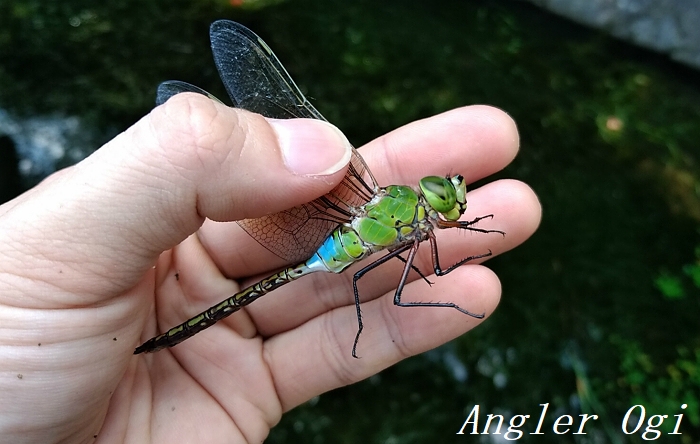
left=306, top=225, right=367, bottom=273
left=133, top=265, right=311, bottom=354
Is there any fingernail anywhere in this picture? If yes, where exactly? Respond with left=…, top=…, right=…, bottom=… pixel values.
left=269, top=118, right=353, bottom=176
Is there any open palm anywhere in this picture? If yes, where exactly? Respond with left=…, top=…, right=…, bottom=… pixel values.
left=0, top=95, right=539, bottom=443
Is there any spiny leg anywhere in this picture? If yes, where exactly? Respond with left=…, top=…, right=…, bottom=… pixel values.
left=351, top=244, right=413, bottom=358
left=429, top=230, right=493, bottom=276
left=464, top=214, right=495, bottom=225
left=462, top=214, right=498, bottom=231
left=391, top=239, right=485, bottom=319
left=440, top=214, right=506, bottom=236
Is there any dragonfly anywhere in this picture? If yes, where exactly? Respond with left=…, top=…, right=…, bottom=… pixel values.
left=134, top=20, right=504, bottom=358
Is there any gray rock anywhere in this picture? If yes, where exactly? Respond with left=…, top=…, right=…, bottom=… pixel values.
left=525, top=0, right=700, bottom=69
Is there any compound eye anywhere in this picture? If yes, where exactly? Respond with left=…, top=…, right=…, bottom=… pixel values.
left=419, top=176, right=456, bottom=214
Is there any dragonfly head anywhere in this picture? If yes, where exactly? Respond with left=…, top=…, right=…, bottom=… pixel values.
left=419, top=175, right=467, bottom=221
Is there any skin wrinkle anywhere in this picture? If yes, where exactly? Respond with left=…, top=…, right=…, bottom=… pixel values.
left=190, top=122, right=230, bottom=172
left=121, top=191, right=182, bottom=258
left=127, top=146, right=201, bottom=246
left=177, top=345, right=261, bottom=440
left=45, top=194, right=160, bottom=294
left=166, top=94, right=210, bottom=166
left=204, top=111, right=246, bottom=219
left=260, top=339, right=289, bottom=406
left=284, top=311, right=351, bottom=401
left=146, top=100, right=201, bottom=226
left=232, top=117, right=272, bottom=221
left=372, top=123, right=422, bottom=186
left=325, top=311, right=366, bottom=388
left=260, top=343, right=288, bottom=419
left=0, top=225, right=43, bottom=262
left=206, top=110, right=241, bottom=167
left=379, top=289, right=414, bottom=358
left=225, top=399, right=256, bottom=444
left=193, top=350, right=241, bottom=387
left=298, top=267, right=345, bottom=317
left=0, top=242, right=104, bottom=308
left=187, top=105, right=243, bottom=221
left=0, top=269, right=26, bottom=294
left=232, top=352, right=280, bottom=442
left=372, top=135, right=402, bottom=187
left=139, top=172, right=197, bottom=230
left=118, top=134, right=189, bottom=233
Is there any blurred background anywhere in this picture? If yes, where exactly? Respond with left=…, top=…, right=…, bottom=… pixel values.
left=1, top=0, right=699, bottom=442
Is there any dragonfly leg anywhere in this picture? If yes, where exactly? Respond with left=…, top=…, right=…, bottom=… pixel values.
left=438, top=214, right=506, bottom=236
left=390, top=236, right=486, bottom=319
left=394, top=254, right=433, bottom=286
left=462, top=214, right=497, bottom=232
left=351, top=244, right=413, bottom=358
left=464, top=213, right=495, bottom=225
left=428, top=230, right=493, bottom=276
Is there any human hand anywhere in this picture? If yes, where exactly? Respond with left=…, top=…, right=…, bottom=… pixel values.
left=0, top=93, right=540, bottom=443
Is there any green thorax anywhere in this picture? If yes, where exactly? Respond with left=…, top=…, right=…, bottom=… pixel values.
left=352, top=174, right=468, bottom=248
left=354, top=185, right=425, bottom=248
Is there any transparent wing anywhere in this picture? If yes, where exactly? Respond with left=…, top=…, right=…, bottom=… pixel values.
left=156, top=81, right=224, bottom=106
left=208, top=20, right=378, bottom=263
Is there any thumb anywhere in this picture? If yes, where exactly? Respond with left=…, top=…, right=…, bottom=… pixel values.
left=0, top=92, right=352, bottom=301
left=0, top=92, right=353, bottom=443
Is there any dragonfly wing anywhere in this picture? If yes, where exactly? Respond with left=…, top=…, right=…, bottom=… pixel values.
left=156, top=81, right=224, bottom=106
left=210, top=20, right=325, bottom=120
left=205, top=20, right=378, bottom=263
